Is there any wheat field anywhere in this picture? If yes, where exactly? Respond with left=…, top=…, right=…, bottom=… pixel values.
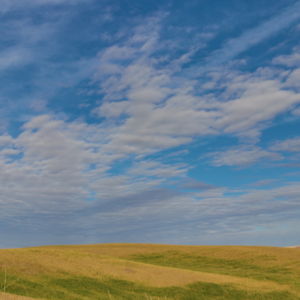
left=0, top=244, right=299, bottom=299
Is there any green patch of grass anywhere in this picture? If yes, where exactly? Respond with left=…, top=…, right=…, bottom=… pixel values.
left=2, top=274, right=70, bottom=299
left=3, top=274, right=298, bottom=300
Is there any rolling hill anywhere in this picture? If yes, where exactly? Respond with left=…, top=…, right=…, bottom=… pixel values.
left=0, top=244, right=299, bottom=299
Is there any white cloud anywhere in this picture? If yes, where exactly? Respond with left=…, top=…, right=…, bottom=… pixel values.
left=0, top=135, right=14, bottom=146
left=0, top=113, right=191, bottom=217
left=76, top=181, right=300, bottom=245
left=96, top=58, right=300, bottom=156
left=249, top=179, right=278, bottom=187
left=90, top=16, right=300, bottom=159
left=216, top=77, right=300, bottom=137
left=273, top=48, right=300, bottom=67
left=293, top=107, right=300, bottom=116
left=284, top=68, right=300, bottom=88
left=128, top=160, right=188, bottom=178
left=209, top=146, right=281, bottom=167
left=0, top=115, right=109, bottom=216
left=0, top=113, right=298, bottom=246
left=270, top=137, right=300, bottom=152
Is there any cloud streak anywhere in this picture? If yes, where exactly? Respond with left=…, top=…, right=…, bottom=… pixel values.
left=0, top=0, right=90, bottom=13
left=206, top=1, right=300, bottom=66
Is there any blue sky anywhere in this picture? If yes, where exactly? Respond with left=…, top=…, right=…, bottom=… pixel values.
left=0, top=0, right=300, bottom=248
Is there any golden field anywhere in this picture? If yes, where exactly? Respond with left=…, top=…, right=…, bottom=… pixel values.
left=0, top=244, right=299, bottom=299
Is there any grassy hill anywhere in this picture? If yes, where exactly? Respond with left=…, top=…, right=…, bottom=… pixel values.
left=0, top=244, right=299, bottom=299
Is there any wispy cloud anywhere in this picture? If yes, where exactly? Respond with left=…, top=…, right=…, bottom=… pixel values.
left=0, top=0, right=90, bottom=13
left=94, top=28, right=300, bottom=159
left=270, top=137, right=300, bottom=152
left=273, top=47, right=300, bottom=66
left=208, top=145, right=281, bottom=167
left=206, top=1, right=300, bottom=66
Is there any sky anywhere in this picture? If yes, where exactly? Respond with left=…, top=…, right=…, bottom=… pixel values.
left=0, top=0, right=300, bottom=248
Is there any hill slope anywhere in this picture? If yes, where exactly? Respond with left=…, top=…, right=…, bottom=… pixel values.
left=0, top=244, right=299, bottom=299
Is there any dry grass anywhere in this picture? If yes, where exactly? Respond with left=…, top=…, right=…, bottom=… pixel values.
left=0, top=244, right=299, bottom=299
left=0, top=292, right=39, bottom=300
left=0, top=246, right=292, bottom=290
